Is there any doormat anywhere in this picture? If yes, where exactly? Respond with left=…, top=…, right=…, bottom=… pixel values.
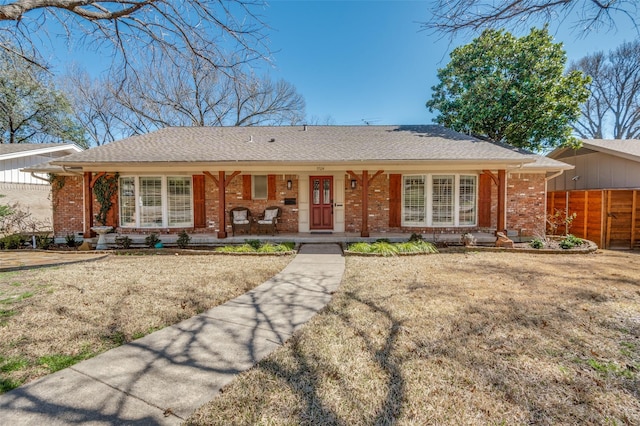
left=310, top=231, right=333, bottom=234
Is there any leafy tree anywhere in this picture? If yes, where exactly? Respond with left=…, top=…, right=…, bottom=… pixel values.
left=0, top=49, right=87, bottom=146
left=571, top=40, right=640, bottom=139
left=426, top=27, right=590, bottom=152
left=422, top=0, right=638, bottom=36
left=0, top=0, right=266, bottom=76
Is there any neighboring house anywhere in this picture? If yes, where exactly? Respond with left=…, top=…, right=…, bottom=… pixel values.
left=0, top=143, right=83, bottom=225
left=30, top=125, right=571, bottom=241
left=547, top=139, right=640, bottom=249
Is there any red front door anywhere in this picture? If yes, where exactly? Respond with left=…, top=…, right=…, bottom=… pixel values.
left=310, top=176, right=333, bottom=229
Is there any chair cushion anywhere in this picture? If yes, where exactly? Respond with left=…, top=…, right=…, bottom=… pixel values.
left=233, top=210, right=247, bottom=222
left=263, top=209, right=278, bottom=221
left=257, top=220, right=273, bottom=225
left=234, top=219, right=250, bottom=225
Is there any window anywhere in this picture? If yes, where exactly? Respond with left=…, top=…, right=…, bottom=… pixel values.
left=403, top=176, right=425, bottom=224
left=119, top=176, right=193, bottom=228
left=458, top=176, right=477, bottom=225
left=168, top=177, right=192, bottom=226
left=119, top=177, right=136, bottom=227
left=253, top=175, right=268, bottom=199
left=432, top=175, right=454, bottom=225
left=402, top=174, right=477, bottom=227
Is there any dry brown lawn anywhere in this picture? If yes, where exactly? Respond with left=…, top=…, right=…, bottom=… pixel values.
left=187, top=250, right=640, bottom=425
left=0, top=254, right=292, bottom=392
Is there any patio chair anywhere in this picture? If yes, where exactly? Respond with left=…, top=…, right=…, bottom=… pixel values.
left=229, top=207, right=252, bottom=236
left=256, top=206, right=281, bottom=236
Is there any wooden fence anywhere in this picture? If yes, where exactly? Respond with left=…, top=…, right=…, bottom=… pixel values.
left=547, top=190, right=640, bottom=249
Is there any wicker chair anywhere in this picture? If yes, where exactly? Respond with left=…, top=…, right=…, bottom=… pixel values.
left=256, top=206, right=282, bottom=236
left=229, top=207, right=252, bottom=236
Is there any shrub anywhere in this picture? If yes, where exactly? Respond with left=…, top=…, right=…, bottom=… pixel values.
left=408, top=233, right=424, bottom=242
left=529, top=238, right=545, bottom=249
left=144, top=233, right=161, bottom=248
left=1, top=234, right=25, bottom=250
left=35, top=235, right=53, bottom=250
left=65, top=234, right=78, bottom=248
left=177, top=231, right=191, bottom=249
left=560, top=234, right=583, bottom=249
left=115, top=235, right=132, bottom=249
left=245, top=239, right=262, bottom=250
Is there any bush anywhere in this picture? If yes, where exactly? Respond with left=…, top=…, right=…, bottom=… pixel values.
left=115, top=235, right=132, bottom=249
left=1, top=234, right=25, bottom=250
left=65, top=234, right=78, bottom=248
left=529, top=238, right=544, bottom=249
left=144, top=233, right=161, bottom=248
left=35, top=235, right=53, bottom=250
left=560, top=234, right=584, bottom=249
left=245, top=239, right=262, bottom=250
left=177, top=230, right=191, bottom=249
left=348, top=240, right=437, bottom=256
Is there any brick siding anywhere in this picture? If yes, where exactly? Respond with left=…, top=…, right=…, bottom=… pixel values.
left=51, top=171, right=547, bottom=237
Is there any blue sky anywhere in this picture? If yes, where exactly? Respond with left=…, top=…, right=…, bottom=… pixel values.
left=46, top=0, right=638, bottom=126
left=257, top=1, right=637, bottom=125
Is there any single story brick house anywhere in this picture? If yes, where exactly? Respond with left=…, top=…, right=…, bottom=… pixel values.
left=30, top=125, right=572, bottom=241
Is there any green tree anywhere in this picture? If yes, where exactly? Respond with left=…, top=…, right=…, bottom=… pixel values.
left=0, top=49, right=86, bottom=146
left=426, top=27, right=590, bottom=152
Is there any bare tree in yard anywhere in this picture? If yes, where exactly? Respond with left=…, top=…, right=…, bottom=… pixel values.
left=0, top=0, right=267, bottom=74
left=62, top=66, right=135, bottom=146
left=115, top=57, right=306, bottom=128
left=571, top=41, right=640, bottom=139
left=423, top=1, right=638, bottom=36
left=63, top=56, right=305, bottom=144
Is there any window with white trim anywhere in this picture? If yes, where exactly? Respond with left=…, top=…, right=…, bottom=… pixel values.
left=402, top=174, right=477, bottom=227
left=253, top=175, right=268, bottom=199
left=118, top=176, right=193, bottom=228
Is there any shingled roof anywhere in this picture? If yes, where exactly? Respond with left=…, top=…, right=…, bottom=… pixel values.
left=50, top=125, right=569, bottom=169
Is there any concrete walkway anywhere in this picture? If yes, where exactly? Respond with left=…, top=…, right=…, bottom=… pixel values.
left=0, top=244, right=345, bottom=425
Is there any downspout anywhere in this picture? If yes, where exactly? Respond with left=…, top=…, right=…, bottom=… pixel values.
left=30, top=172, right=52, bottom=184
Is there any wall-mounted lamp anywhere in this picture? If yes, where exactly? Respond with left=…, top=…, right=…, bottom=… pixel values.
left=350, top=179, right=357, bottom=189
left=287, top=179, right=293, bottom=190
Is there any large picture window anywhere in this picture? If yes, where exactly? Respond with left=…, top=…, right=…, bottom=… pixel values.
left=402, top=174, right=477, bottom=227
left=119, top=176, right=193, bottom=228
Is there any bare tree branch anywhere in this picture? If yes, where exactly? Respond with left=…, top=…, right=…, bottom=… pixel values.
left=423, top=0, right=638, bottom=37
left=572, top=40, right=640, bottom=139
left=0, top=0, right=269, bottom=75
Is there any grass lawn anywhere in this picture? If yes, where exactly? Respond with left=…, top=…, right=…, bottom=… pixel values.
left=186, top=250, right=640, bottom=425
left=0, top=254, right=292, bottom=393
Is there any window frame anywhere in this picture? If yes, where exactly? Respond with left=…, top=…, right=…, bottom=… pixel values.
left=252, top=175, right=268, bottom=200
left=401, top=173, right=478, bottom=227
left=118, top=175, right=194, bottom=228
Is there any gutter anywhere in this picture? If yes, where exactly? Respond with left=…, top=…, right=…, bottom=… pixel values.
left=62, top=166, right=83, bottom=176
left=30, top=172, right=52, bottom=183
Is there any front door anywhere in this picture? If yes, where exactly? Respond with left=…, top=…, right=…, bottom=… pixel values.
left=310, top=176, right=333, bottom=229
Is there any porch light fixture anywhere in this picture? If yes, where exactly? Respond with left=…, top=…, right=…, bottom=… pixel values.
left=287, top=179, right=293, bottom=190
left=351, top=179, right=357, bottom=189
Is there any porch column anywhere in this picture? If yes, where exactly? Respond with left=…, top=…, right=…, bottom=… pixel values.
left=498, top=169, right=506, bottom=232
left=83, top=172, right=95, bottom=238
left=204, top=171, right=241, bottom=239
left=347, top=169, right=384, bottom=238
left=362, top=170, right=369, bottom=237
left=217, top=170, right=227, bottom=239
